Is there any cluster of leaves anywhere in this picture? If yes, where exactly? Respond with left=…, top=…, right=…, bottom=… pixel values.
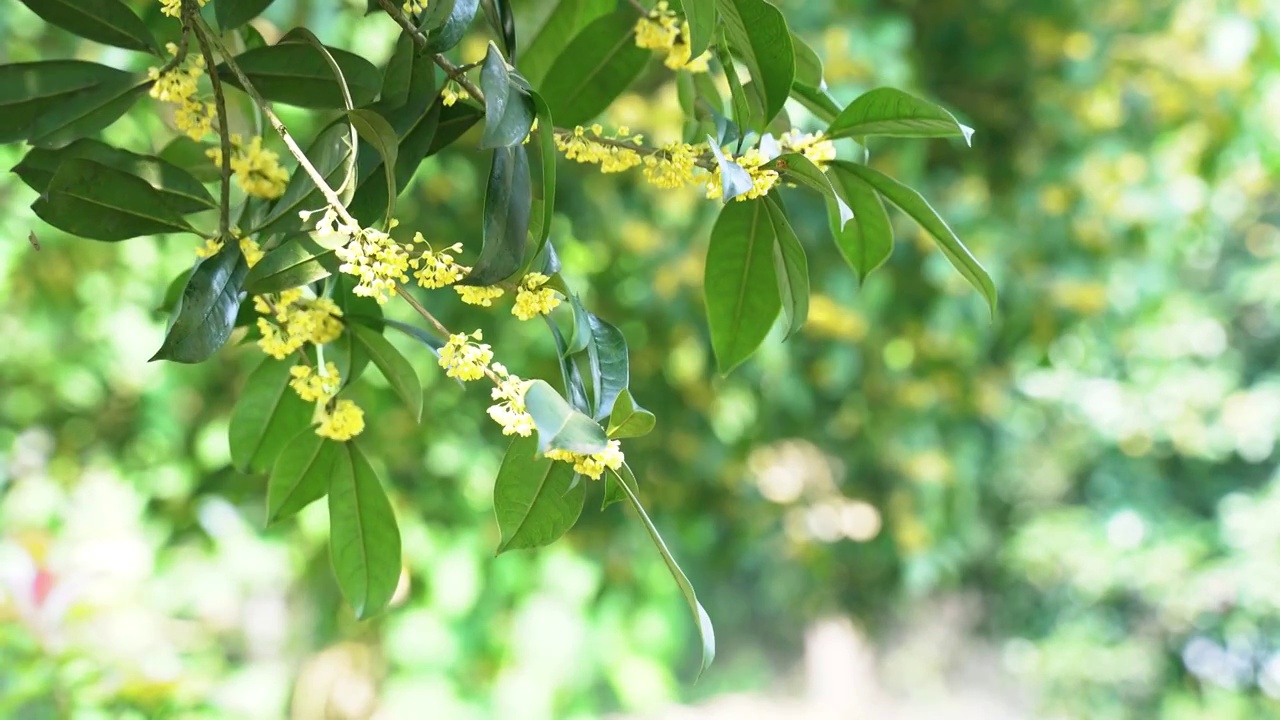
left=2, top=0, right=990, bottom=677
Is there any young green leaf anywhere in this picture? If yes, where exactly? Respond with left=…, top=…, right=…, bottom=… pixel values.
left=524, top=380, right=609, bottom=455
left=538, top=8, right=650, bottom=127
left=0, top=61, right=131, bottom=143
left=244, top=235, right=335, bottom=294
left=676, top=0, right=717, bottom=59
left=493, top=435, right=586, bottom=553
left=423, top=0, right=480, bottom=53
left=519, top=0, right=615, bottom=86
left=464, top=146, right=531, bottom=286
left=17, top=0, right=159, bottom=55
left=152, top=241, right=249, bottom=363
left=479, top=42, right=536, bottom=149
left=827, top=163, right=892, bottom=281
left=606, top=388, right=656, bottom=439
left=267, top=429, right=340, bottom=524
left=837, top=161, right=996, bottom=312
left=704, top=198, right=781, bottom=373
left=348, top=325, right=423, bottom=421
left=827, top=87, right=974, bottom=145
left=706, top=136, right=753, bottom=202
left=348, top=109, right=400, bottom=221
left=33, top=159, right=197, bottom=241
left=15, top=139, right=215, bottom=214
left=715, top=0, right=794, bottom=129
left=228, top=357, right=316, bottom=474
left=584, top=312, right=629, bottom=421
left=29, top=76, right=147, bottom=148
left=611, top=470, right=716, bottom=679
left=601, top=460, right=639, bottom=510
left=217, top=42, right=381, bottom=109
left=216, top=0, right=274, bottom=31
left=765, top=196, right=809, bottom=338
left=329, top=442, right=402, bottom=619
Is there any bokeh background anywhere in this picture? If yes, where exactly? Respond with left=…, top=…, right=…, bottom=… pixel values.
left=3, top=0, right=1280, bottom=717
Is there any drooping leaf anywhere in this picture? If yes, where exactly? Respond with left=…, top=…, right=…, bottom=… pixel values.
left=827, top=163, right=893, bottom=281
left=267, top=429, right=340, bottom=524
left=329, top=442, right=402, bottom=619
left=704, top=198, right=781, bottom=373
left=546, top=317, right=592, bottom=414
left=15, top=139, right=215, bottom=214
left=705, top=136, right=753, bottom=203
left=493, top=435, right=585, bottom=553
left=529, top=91, right=556, bottom=253
left=17, top=0, right=158, bottom=54
left=601, top=459, right=638, bottom=509
left=584, top=312, right=629, bottom=421
left=29, top=75, right=147, bottom=148
left=464, top=145, right=531, bottom=286
left=423, top=0, right=480, bottom=53
left=519, top=0, right=615, bottom=87
left=606, top=388, right=656, bottom=439
left=216, top=0, right=274, bottom=30
left=538, top=8, right=650, bottom=127
left=715, top=0, right=794, bottom=129
left=228, top=356, right=315, bottom=474
left=33, top=159, right=197, bottom=241
left=827, top=87, right=974, bottom=145
left=254, top=121, right=356, bottom=235
left=612, top=471, right=716, bottom=679
left=152, top=242, right=248, bottom=363
left=348, top=324, right=423, bottom=421
left=218, top=42, right=381, bottom=109
left=765, top=196, right=808, bottom=338
left=524, top=380, right=609, bottom=455
left=837, top=161, right=996, bottom=312
left=675, top=0, right=717, bottom=59
left=244, top=235, right=334, bottom=294
left=348, top=109, right=400, bottom=222
left=479, top=42, right=536, bottom=149
left=0, top=61, right=130, bottom=144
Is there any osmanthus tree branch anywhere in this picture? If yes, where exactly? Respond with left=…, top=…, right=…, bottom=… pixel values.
left=189, top=5, right=231, bottom=237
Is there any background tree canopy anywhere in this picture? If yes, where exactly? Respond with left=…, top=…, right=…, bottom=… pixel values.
left=1, top=0, right=1279, bottom=718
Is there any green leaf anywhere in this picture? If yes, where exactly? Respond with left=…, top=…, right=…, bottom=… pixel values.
left=566, top=293, right=592, bottom=356
left=331, top=275, right=383, bottom=385
left=715, top=0, right=794, bottom=129
left=430, top=102, right=485, bottom=154
left=827, top=163, right=892, bottom=281
left=837, top=161, right=996, bottom=312
left=584, top=312, right=629, bottom=421
left=611, top=470, right=716, bottom=679
left=329, top=442, right=402, bottom=619
left=493, top=435, right=586, bottom=553
left=790, top=82, right=840, bottom=124
left=827, top=87, right=974, bottom=145
left=704, top=198, right=781, bottom=373
left=465, top=146, right=531, bottom=286
left=152, top=241, right=248, bottom=363
left=529, top=91, right=557, bottom=253
left=767, top=151, right=851, bottom=229
left=218, top=42, right=381, bottom=109
left=29, top=75, right=147, bottom=148
left=228, top=356, right=315, bottom=474
left=601, top=459, right=638, bottom=509
left=479, top=42, right=536, bottom=149
left=378, top=33, right=416, bottom=110
left=606, top=388, right=656, bottom=439
left=17, top=0, right=158, bottom=54
left=676, top=0, right=717, bottom=59
left=15, top=139, right=215, bottom=214
left=424, top=0, right=480, bottom=54
left=790, top=32, right=824, bottom=89
left=348, top=109, right=400, bottom=222
left=32, top=158, right=197, bottom=241
left=524, top=380, right=609, bottom=455
left=539, top=8, right=650, bottom=127
left=485, top=0, right=518, bottom=63
left=519, top=0, right=615, bottom=87
left=714, top=36, right=752, bottom=141
left=244, top=235, right=334, bottom=294
left=254, top=121, right=356, bottom=236
left=216, top=0, right=274, bottom=30
left=349, top=324, right=423, bottom=421
left=765, top=196, right=808, bottom=338
left=267, top=429, right=339, bottom=524
left=157, top=136, right=222, bottom=183
left=0, top=61, right=130, bottom=144
left=705, top=136, right=753, bottom=203
left=546, top=317, right=592, bottom=414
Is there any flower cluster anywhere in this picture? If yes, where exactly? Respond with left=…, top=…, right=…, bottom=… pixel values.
left=706, top=147, right=780, bottom=202
left=402, top=0, right=428, bottom=14
left=303, top=208, right=413, bottom=304
left=254, top=289, right=345, bottom=360
left=194, top=232, right=264, bottom=267
left=289, top=362, right=342, bottom=402
left=512, top=273, right=561, bottom=321
left=456, top=285, right=505, bottom=307
left=148, top=44, right=215, bottom=141
left=441, top=80, right=470, bottom=107
left=160, top=0, right=207, bottom=18
left=438, top=330, right=494, bottom=382
left=207, top=135, right=290, bottom=199
left=411, top=236, right=468, bottom=289
left=544, top=440, right=626, bottom=481
left=486, top=363, right=534, bottom=437
left=778, top=130, right=837, bottom=169
left=634, top=2, right=710, bottom=73
left=643, top=141, right=702, bottom=189
left=317, top=400, right=365, bottom=441
left=555, top=125, right=644, bottom=174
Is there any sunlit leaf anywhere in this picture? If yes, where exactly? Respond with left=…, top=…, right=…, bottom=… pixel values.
left=493, top=435, right=585, bottom=553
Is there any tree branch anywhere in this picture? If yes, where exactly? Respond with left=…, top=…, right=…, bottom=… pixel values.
left=191, top=16, right=231, bottom=238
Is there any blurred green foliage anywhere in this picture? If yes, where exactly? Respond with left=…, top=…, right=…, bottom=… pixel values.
left=2, top=0, right=1280, bottom=718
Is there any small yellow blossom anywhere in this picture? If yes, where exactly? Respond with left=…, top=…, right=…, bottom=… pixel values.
left=441, top=80, right=470, bottom=107
left=512, top=273, right=561, bottom=321
left=239, top=235, right=264, bottom=268
left=456, top=285, right=505, bottom=307
left=317, top=399, right=365, bottom=441
left=706, top=147, right=780, bottom=201
left=778, top=129, right=837, bottom=168
left=402, top=0, right=428, bottom=14
left=544, top=440, right=625, bottom=480
left=289, top=362, right=342, bottom=403
left=634, top=3, right=709, bottom=73
left=411, top=236, right=469, bottom=288
left=254, top=291, right=345, bottom=359
left=194, top=237, right=224, bottom=258
left=160, top=0, right=208, bottom=19
left=148, top=44, right=215, bottom=141
left=486, top=363, right=535, bottom=437
left=643, top=141, right=702, bottom=189
left=208, top=135, right=289, bottom=199
left=555, top=126, right=643, bottom=173
left=330, top=220, right=412, bottom=304
left=438, top=330, right=494, bottom=381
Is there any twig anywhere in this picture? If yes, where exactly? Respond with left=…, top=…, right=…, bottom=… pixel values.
left=190, top=12, right=231, bottom=237
left=625, top=0, right=650, bottom=16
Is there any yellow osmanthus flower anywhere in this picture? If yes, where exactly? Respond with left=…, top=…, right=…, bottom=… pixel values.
left=778, top=130, right=837, bottom=168
left=148, top=44, right=215, bottom=141
left=192, top=234, right=264, bottom=267
left=512, top=273, right=561, bottom=320
left=456, top=285, right=505, bottom=307
left=317, top=399, right=365, bottom=441
left=304, top=209, right=412, bottom=304
left=555, top=125, right=643, bottom=173
left=486, top=363, right=534, bottom=437
left=441, top=80, right=470, bottom=107
left=544, top=440, right=625, bottom=480
left=208, top=135, right=290, bottom=199
left=634, top=2, right=710, bottom=73
left=706, top=147, right=780, bottom=201
left=289, top=362, right=342, bottom=403
left=160, top=0, right=207, bottom=18
left=411, top=236, right=469, bottom=288
left=642, top=141, right=703, bottom=189
left=402, top=0, right=428, bottom=14
left=254, top=290, right=345, bottom=360
left=438, top=330, right=494, bottom=381
left=194, top=237, right=223, bottom=258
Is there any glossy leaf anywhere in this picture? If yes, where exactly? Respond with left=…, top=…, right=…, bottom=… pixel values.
left=601, top=460, right=638, bottom=510
left=152, top=242, right=248, bottom=363
left=378, top=33, right=416, bottom=110
left=348, top=109, right=400, bottom=221
left=715, top=0, right=794, bottom=129
left=524, top=380, right=609, bottom=455
left=479, top=42, right=536, bottom=149
left=33, top=159, right=196, bottom=241
left=828, top=164, right=892, bottom=281
left=677, top=0, right=717, bottom=59
left=704, top=198, right=781, bottom=373
left=539, top=8, right=650, bottom=127
left=423, top=0, right=479, bottom=54
left=216, top=0, right=274, bottom=30
left=228, top=357, right=315, bottom=474
left=29, top=75, right=146, bottom=148
left=329, top=442, right=402, bottom=619
left=765, top=196, right=809, bottom=338
left=606, top=388, right=656, bottom=440
left=17, top=0, right=158, bottom=54
left=547, top=317, right=592, bottom=415
left=244, top=235, right=334, bottom=294
left=529, top=91, right=557, bottom=253
left=267, top=430, right=339, bottom=524
left=465, top=146, right=531, bottom=286
left=218, top=42, right=381, bottom=109
left=429, top=102, right=484, bottom=155
left=349, top=324, right=423, bottom=421
left=0, top=61, right=130, bottom=144
left=584, top=312, right=629, bottom=421
left=838, top=161, right=997, bottom=313
left=493, top=435, right=586, bottom=553
left=519, top=0, right=614, bottom=86
left=486, top=0, right=518, bottom=63
left=714, top=38, right=753, bottom=139
left=827, top=87, right=974, bottom=145
left=15, top=139, right=215, bottom=214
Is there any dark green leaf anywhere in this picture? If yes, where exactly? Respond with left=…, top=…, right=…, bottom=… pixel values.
left=33, top=159, right=197, bottom=241
left=379, top=33, right=416, bottom=110
left=29, top=75, right=147, bottom=148
left=606, top=388, right=656, bottom=439
left=329, top=442, right=402, bottom=619
left=765, top=196, right=808, bottom=338
left=423, top=0, right=479, bottom=54
left=349, top=324, right=423, bottom=421
left=430, top=102, right=485, bottom=154
left=601, top=459, right=638, bottom=509
left=348, top=109, right=400, bottom=222
left=331, top=275, right=383, bottom=385
left=485, top=0, right=518, bottom=63
left=493, top=435, right=585, bottom=553
left=421, top=0, right=457, bottom=30
left=267, top=430, right=339, bottom=524
left=529, top=91, right=556, bottom=253
left=229, top=357, right=316, bottom=473
left=539, top=8, right=650, bottom=127
left=838, top=161, right=996, bottom=312
left=827, top=163, right=892, bottom=281
left=218, top=42, right=381, bottom=109
left=524, top=380, right=609, bottom=455
left=704, top=198, right=781, bottom=373
left=479, top=42, right=536, bottom=149
left=827, top=87, right=974, bottom=145
left=547, top=317, right=592, bottom=414
left=244, top=235, right=334, bottom=294
left=675, top=0, right=717, bottom=59
left=0, top=61, right=130, bottom=144
left=254, top=121, right=356, bottom=236
left=15, top=139, right=215, bottom=214
left=584, top=312, right=629, bottom=421
left=706, top=136, right=753, bottom=202
left=465, top=146, right=531, bottom=286
left=158, top=136, right=221, bottom=183
left=715, top=0, right=794, bottom=129
left=612, top=470, right=716, bottom=679
left=519, top=0, right=614, bottom=87
left=152, top=241, right=248, bottom=363
left=216, top=0, right=274, bottom=30
left=17, top=0, right=158, bottom=54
